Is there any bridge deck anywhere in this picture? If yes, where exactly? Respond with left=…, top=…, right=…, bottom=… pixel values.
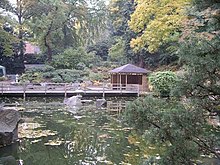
left=0, top=83, right=139, bottom=97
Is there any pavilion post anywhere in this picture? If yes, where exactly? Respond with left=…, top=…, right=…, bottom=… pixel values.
left=1, top=83, right=3, bottom=94
left=111, top=74, right=113, bottom=89
left=102, top=81, right=105, bottom=98
left=119, top=73, right=122, bottom=92
left=23, top=83, right=26, bottom=101
left=125, top=74, right=127, bottom=90
left=116, top=73, right=119, bottom=90
left=64, top=83, right=67, bottom=98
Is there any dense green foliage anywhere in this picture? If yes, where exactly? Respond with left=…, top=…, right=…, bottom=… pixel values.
left=108, top=38, right=126, bottom=63
left=108, top=0, right=140, bottom=65
left=149, top=71, right=178, bottom=97
left=20, top=65, right=88, bottom=83
left=0, top=24, right=14, bottom=56
left=129, top=0, right=190, bottom=53
left=0, top=14, right=25, bottom=73
left=30, top=0, right=108, bottom=61
left=108, top=0, right=168, bottom=67
left=124, top=96, right=219, bottom=164
left=87, top=40, right=110, bottom=61
left=0, top=0, right=108, bottom=68
left=50, top=47, right=98, bottom=70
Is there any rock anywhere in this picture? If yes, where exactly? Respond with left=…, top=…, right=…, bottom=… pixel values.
left=96, top=98, right=107, bottom=109
left=0, top=108, right=20, bottom=147
left=64, top=95, right=82, bottom=107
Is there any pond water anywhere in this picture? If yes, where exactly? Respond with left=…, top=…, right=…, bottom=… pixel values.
left=0, top=97, right=144, bottom=165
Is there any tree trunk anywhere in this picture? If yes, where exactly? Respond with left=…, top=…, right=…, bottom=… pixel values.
left=44, top=35, right=52, bottom=62
left=44, top=19, right=54, bottom=62
left=138, top=55, right=145, bottom=68
left=17, top=7, right=25, bottom=73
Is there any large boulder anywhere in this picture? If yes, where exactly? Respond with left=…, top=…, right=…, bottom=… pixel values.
left=96, top=98, right=106, bottom=109
left=0, top=108, right=20, bottom=147
left=64, top=95, right=82, bottom=107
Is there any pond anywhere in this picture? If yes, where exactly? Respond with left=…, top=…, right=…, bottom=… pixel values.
left=0, top=97, right=145, bottom=165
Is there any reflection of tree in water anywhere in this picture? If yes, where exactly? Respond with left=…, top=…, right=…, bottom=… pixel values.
left=64, top=117, right=136, bottom=165
left=19, top=139, right=68, bottom=165
left=65, top=125, right=104, bottom=164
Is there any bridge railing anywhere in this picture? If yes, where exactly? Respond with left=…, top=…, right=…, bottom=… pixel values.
left=0, top=82, right=140, bottom=95
left=0, top=83, right=78, bottom=94
left=110, top=83, right=139, bottom=92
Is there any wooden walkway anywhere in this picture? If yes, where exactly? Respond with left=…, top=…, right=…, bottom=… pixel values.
left=0, top=83, right=139, bottom=98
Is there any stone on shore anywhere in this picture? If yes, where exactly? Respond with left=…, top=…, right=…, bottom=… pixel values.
left=0, top=108, right=20, bottom=147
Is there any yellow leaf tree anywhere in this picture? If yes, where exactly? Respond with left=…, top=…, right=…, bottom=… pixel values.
left=129, top=0, right=191, bottom=52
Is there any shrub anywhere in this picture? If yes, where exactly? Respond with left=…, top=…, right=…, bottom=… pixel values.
left=42, top=65, right=56, bottom=72
left=51, top=47, right=99, bottom=70
left=0, top=77, right=7, bottom=81
left=108, top=38, right=127, bottom=64
left=76, top=62, right=86, bottom=70
left=24, top=65, right=55, bottom=73
left=50, top=69, right=88, bottom=83
left=20, top=72, right=43, bottom=83
left=149, top=71, right=178, bottom=97
left=88, top=72, right=103, bottom=82
left=42, top=72, right=56, bottom=79
left=51, top=76, right=63, bottom=83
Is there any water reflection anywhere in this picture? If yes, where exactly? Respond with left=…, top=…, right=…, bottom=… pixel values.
left=1, top=97, right=139, bottom=165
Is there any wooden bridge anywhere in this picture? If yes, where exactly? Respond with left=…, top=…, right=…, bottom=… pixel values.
left=0, top=83, right=140, bottom=98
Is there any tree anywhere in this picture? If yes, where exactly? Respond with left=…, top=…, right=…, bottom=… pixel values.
left=81, top=0, right=109, bottom=46
left=31, top=0, right=82, bottom=61
left=108, top=0, right=138, bottom=64
left=125, top=96, right=219, bottom=164
left=0, top=8, right=26, bottom=73
left=108, top=37, right=126, bottom=63
left=175, top=0, right=220, bottom=114
left=0, top=18, right=15, bottom=56
left=31, top=0, right=108, bottom=62
left=129, top=0, right=190, bottom=53
left=0, top=0, right=39, bottom=72
left=108, top=0, right=161, bottom=67
left=124, top=0, right=220, bottom=163
left=86, top=39, right=110, bottom=61
left=13, top=0, right=38, bottom=54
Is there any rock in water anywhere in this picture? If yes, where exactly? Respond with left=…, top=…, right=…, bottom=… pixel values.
left=96, top=98, right=107, bottom=109
left=0, top=108, right=20, bottom=147
left=64, top=95, right=82, bottom=107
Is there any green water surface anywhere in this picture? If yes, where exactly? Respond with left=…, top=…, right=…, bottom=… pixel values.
left=0, top=97, right=143, bottom=165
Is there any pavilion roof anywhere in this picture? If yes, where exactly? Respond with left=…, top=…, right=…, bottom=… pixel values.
left=109, top=64, right=150, bottom=74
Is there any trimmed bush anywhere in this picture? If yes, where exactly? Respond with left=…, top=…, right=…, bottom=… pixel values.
left=149, top=71, right=178, bottom=97
left=50, top=69, right=88, bottom=83
left=20, top=72, right=43, bottom=83
left=88, top=72, right=104, bottom=82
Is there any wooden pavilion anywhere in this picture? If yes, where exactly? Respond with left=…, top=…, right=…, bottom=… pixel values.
left=109, top=64, right=151, bottom=92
